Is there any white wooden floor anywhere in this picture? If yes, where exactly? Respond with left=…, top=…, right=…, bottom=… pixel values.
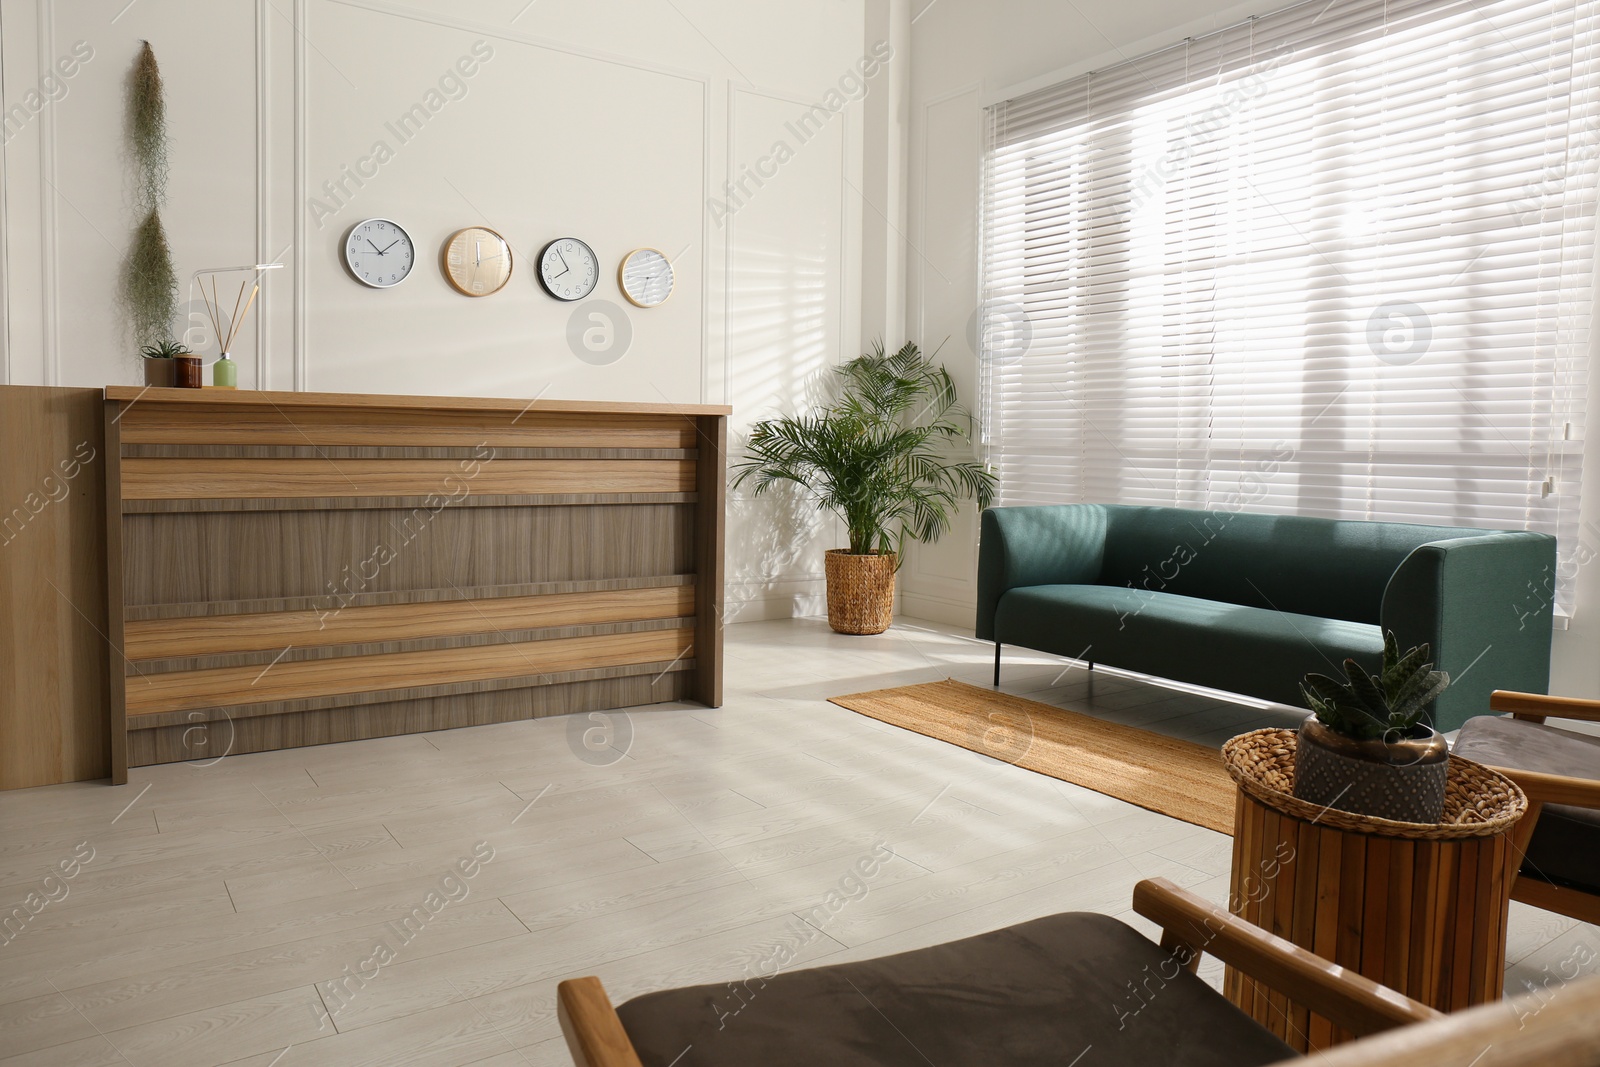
left=0, top=617, right=1593, bottom=1066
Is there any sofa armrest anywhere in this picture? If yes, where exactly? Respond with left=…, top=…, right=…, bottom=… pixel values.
left=976, top=505, right=1110, bottom=641
left=1379, top=532, right=1556, bottom=733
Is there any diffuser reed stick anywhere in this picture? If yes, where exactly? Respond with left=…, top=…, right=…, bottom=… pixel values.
left=225, top=286, right=259, bottom=352
left=198, top=276, right=261, bottom=354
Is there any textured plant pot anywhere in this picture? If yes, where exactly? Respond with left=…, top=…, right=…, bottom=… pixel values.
left=1293, top=717, right=1450, bottom=823
left=142, top=357, right=176, bottom=388
left=824, top=550, right=896, bottom=635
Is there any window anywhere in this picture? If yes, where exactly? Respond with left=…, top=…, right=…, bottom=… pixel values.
left=980, top=0, right=1600, bottom=614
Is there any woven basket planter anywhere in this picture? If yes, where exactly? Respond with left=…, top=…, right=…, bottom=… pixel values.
left=824, top=550, right=896, bottom=635
left=1223, top=728, right=1524, bottom=838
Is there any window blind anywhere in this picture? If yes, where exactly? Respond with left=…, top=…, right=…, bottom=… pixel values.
left=980, top=0, right=1600, bottom=616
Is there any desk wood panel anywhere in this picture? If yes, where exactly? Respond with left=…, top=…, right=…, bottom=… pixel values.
left=120, top=458, right=695, bottom=500
left=117, top=403, right=700, bottom=450
left=125, top=670, right=693, bottom=765
left=120, top=503, right=695, bottom=606
left=125, top=626, right=693, bottom=716
left=124, top=584, right=696, bottom=660
left=0, top=387, right=109, bottom=789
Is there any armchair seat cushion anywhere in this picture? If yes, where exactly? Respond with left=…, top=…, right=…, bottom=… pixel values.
left=613, top=911, right=1295, bottom=1067
left=997, top=584, right=1382, bottom=706
left=1454, top=715, right=1600, bottom=892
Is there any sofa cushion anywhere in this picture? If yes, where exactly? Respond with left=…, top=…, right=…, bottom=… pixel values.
left=614, top=912, right=1296, bottom=1067
left=996, top=584, right=1382, bottom=707
left=1453, top=715, right=1600, bottom=893
left=1098, top=507, right=1475, bottom=625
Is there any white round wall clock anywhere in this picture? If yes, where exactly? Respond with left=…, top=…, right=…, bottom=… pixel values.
left=618, top=248, right=674, bottom=308
left=343, top=218, right=416, bottom=288
left=538, top=238, right=599, bottom=301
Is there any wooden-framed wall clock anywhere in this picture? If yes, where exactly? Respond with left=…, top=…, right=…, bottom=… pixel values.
left=343, top=218, right=416, bottom=288
left=618, top=248, right=674, bottom=308
left=538, top=238, right=599, bottom=301
left=442, top=226, right=514, bottom=296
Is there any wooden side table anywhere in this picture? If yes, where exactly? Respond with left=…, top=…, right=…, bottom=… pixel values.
left=1221, top=729, right=1526, bottom=1054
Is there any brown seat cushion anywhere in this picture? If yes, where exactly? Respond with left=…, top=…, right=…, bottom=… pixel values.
left=1454, top=715, right=1600, bottom=892
left=614, top=912, right=1297, bottom=1067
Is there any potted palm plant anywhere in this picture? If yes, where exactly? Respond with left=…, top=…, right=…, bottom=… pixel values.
left=1296, top=632, right=1452, bottom=822
left=732, top=341, right=997, bottom=635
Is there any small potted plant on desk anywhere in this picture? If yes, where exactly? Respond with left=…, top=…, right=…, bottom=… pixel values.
left=1295, top=632, right=1452, bottom=822
left=139, top=339, right=190, bottom=387
left=732, top=341, right=997, bottom=635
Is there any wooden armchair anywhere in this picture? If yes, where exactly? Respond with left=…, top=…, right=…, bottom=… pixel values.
left=557, top=877, right=1441, bottom=1067
left=1454, top=691, right=1600, bottom=926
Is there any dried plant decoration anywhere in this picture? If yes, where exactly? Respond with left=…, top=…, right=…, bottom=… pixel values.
left=129, top=40, right=168, bottom=213
left=124, top=210, right=179, bottom=350
left=123, top=41, right=178, bottom=350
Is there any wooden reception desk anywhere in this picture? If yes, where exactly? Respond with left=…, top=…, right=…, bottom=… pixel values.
left=102, top=386, right=727, bottom=785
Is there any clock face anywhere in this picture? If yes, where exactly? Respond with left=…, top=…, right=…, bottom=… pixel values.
left=443, top=227, right=513, bottom=296
left=538, top=238, right=599, bottom=301
left=619, top=248, right=674, bottom=308
left=343, top=219, right=416, bottom=288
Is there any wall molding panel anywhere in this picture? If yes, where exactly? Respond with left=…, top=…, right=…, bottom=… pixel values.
left=0, top=0, right=874, bottom=647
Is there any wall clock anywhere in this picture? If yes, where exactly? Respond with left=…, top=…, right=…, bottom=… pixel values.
left=618, top=248, right=674, bottom=308
left=443, top=226, right=513, bottom=297
left=343, top=218, right=416, bottom=288
left=538, top=238, right=599, bottom=301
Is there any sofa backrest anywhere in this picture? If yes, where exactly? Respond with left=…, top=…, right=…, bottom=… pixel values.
left=1097, top=506, right=1490, bottom=624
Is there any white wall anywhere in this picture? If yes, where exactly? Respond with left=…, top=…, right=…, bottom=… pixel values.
left=898, top=0, right=1600, bottom=699
left=0, top=0, right=892, bottom=623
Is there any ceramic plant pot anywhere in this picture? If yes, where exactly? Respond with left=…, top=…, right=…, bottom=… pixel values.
left=1293, top=717, right=1450, bottom=823
left=142, top=357, right=177, bottom=388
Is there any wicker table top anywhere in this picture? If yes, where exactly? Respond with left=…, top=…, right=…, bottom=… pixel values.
left=1222, top=728, right=1526, bottom=839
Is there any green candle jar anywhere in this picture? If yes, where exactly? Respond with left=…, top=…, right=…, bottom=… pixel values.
left=212, top=353, right=238, bottom=389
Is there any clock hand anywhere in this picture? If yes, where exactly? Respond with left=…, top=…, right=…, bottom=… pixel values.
left=557, top=250, right=570, bottom=272
left=551, top=264, right=569, bottom=278
left=366, top=239, right=383, bottom=255
left=474, top=241, right=481, bottom=268
left=378, top=240, right=400, bottom=254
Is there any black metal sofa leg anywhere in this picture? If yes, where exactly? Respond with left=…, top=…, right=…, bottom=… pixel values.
left=993, top=642, right=1001, bottom=687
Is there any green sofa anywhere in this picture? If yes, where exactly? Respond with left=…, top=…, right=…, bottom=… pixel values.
left=976, top=505, right=1556, bottom=732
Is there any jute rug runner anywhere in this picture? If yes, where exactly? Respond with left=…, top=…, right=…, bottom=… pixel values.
left=829, top=679, right=1236, bottom=834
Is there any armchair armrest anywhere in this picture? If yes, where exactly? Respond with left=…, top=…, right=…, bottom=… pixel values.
left=1491, top=689, right=1600, bottom=725
left=976, top=505, right=1110, bottom=641
left=1380, top=532, right=1557, bottom=733
left=1492, top=766, right=1600, bottom=810
left=557, top=977, right=643, bottom=1067
left=1131, top=878, right=1441, bottom=1037
left=1291, top=973, right=1600, bottom=1067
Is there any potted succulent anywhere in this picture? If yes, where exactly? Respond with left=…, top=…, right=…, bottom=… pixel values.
left=1295, top=632, right=1452, bottom=822
left=139, top=339, right=189, bottom=387
left=732, top=341, right=997, bottom=635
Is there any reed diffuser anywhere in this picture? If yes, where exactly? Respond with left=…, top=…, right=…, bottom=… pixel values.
left=199, top=276, right=259, bottom=389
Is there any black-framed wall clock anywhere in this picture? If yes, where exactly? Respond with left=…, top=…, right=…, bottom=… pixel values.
left=538, top=238, right=599, bottom=301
